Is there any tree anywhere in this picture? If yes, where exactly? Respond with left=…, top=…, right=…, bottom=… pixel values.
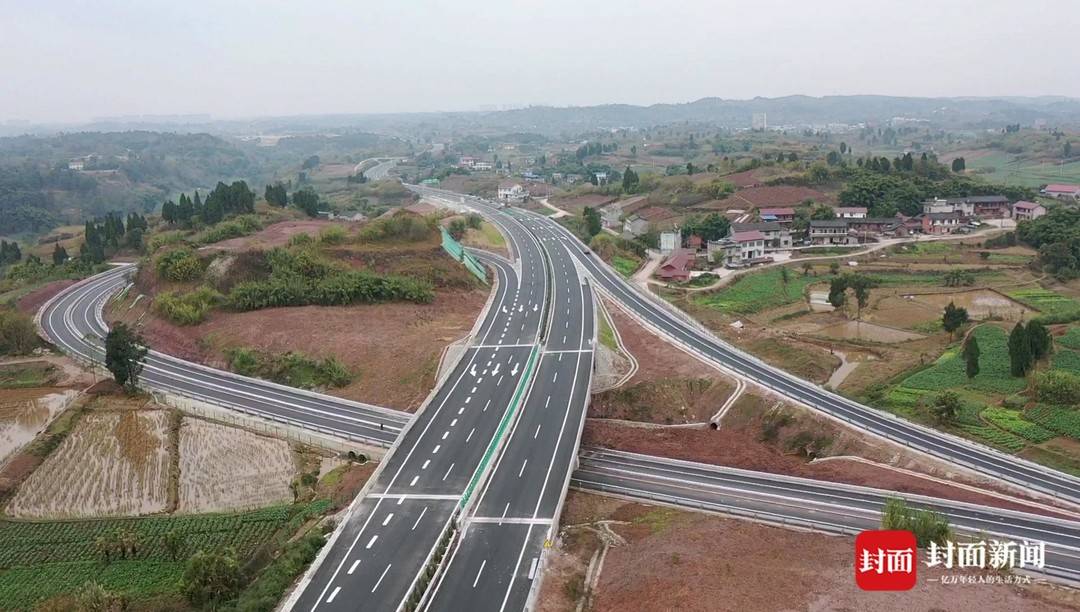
left=582, top=207, right=602, bottom=238
left=829, top=261, right=840, bottom=275
left=685, top=162, right=695, bottom=175
left=52, top=242, right=69, bottom=265
left=962, top=334, right=980, bottom=379
left=621, top=166, right=639, bottom=193
left=1008, top=322, right=1033, bottom=377
left=1027, top=320, right=1052, bottom=362
left=850, top=275, right=872, bottom=319
left=181, top=548, right=242, bottom=607
left=779, top=266, right=791, bottom=296
left=932, top=390, right=962, bottom=424
left=292, top=189, right=321, bottom=217
left=951, top=157, right=966, bottom=172
left=827, top=277, right=847, bottom=309
left=0, top=309, right=39, bottom=356
left=265, top=183, right=288, bottom=206
left=941, top=301, right=970, bottom=338
left=801, top=261, right=813, bottom=277
left=105, top=323, right=148, bottom=392
left=682, top=212, right=731, bottom=242
left=1066, top=141, right=1073, bottom=158
left=447, top=218, right=467, bottom=240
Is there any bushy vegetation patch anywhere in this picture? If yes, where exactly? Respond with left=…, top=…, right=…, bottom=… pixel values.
left=899, top=326, right=1025, bottom=395
left=694, top=267, right=818, bottom=315
left=154, top=287, right=222, bottom=325
left=225, top=347, right=353, bottom=389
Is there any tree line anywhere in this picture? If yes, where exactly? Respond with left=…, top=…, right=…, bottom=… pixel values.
left=161, top=181, right=256, bottom=226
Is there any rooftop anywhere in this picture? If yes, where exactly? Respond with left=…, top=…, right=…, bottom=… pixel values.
left=731, top=230, right=767, bottom=243
left=731, top=221, right=783, bottom=233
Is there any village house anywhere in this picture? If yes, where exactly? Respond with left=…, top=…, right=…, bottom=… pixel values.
left=622, top=206, right=675, bottom=238
left=496, top=182, right=529, bottom=203
left=921, top=195, right=1009, bottom=218
left=757, top=207, right=796, bottom=224
left=729, top=221, right=791, bottom=250
left=808, top=219, right=855, bottom=245
left=657, top=249, right=695, bottom=281
left=659, top=230, right=682, bottom=255
left=921, top=212, right=963, bottom=234
left=1012, top=200, right=1046, bottom=221
left=1042, top=184, right=1080, bottom=200
left=835, top=206, right=867, bottom=219
left=848, top=217, right=906, bottom=238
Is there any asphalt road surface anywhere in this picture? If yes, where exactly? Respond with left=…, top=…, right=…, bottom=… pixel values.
left=38, top=265, right=408, bottom=445
left=425, top=221, right=596, bottom=612
left=574, top=448, right=1080, bottom=583
left=291, top=201, right=552, bottom=611
left=508, top=205, right=1080, bottom=506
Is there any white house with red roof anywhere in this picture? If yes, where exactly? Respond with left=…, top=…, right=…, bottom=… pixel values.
left=1042, top=184, right=1080, bottom=200
left=708, top=230, right=768, bottom=267
left=1012, top=200, right=1046, bottom=221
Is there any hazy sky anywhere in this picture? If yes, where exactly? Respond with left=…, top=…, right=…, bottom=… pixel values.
left=3, top=0, right=1079, bottom=123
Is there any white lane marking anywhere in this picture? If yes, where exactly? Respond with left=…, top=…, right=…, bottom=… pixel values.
left=518, top=460, right=528, bottom=477
left=412, top=506, right=427, bottom=530
left=432, top=445, right=441, bottom=454
left=458, top=407, right=465, bottom=415
left=534, top=424, right=541, bottom=438
left=473, top=559, right=488, bottom=588
left=465, top=396, right=471, bottom=403
left=545, top=396, right=551, bottom=408
left=372, top=564, right=392, bottom=593
left=484, top=399, right=492, bottom=411
left=442, top=431, right=449, bottom=440
left=327, top=586, right=342, bottom=603
left=471, top=386, right=477, bottom=393
left=466, top=427, right=475, bottom=442
left=553, top=372, right=558, bottom=382
left=398, top=497, right=405, bottom=505
left=497, top=376, right=504, bottom=387
left=348, top=559, right=361, bottom=574
left=409, top=475, right=419, bottom=486
left=382, top=513, right=394, bottom=526
left=366, top=535, right=378, bottom=549
left=450, top=418, right=458, bottom=427
left=422, top=459, right=430, bottom=470
left=443, top=463, right=455, bottom=481
left=501, top=502, right=510, bottom=523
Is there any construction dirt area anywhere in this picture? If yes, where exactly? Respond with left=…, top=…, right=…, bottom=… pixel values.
left=538, top=491, right=1080, bottom=612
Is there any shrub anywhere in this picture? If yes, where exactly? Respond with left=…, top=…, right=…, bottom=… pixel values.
left=1034, top=370, right=1080, bottom=405
left=195, top=215, right=263, bottom=245
left=156, top=249, right=203, bottom=282
left=880, top=498, right=950, bottom=548
left=288, top=233, right=314, bottom=247
left=318, top=225, right=347, bottom=245
left=0, top=308, right=39, bottom=356
left=154, top=287, right=221, bottom=325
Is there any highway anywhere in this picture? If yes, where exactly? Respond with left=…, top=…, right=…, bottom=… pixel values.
left=573, top=448, right=1080, bottom=583
left=424, top=221, right=596, bottom=611
left=38, top=265, right=408, bottom=446
left=290, top=199, right=553, bottom=611
left=353, top=157, right=396, bottom=181
left=500, top=202, right=1080, bottom=505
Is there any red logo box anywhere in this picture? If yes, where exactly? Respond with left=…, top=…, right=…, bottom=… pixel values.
left=855, top=530, right=918, bottom=591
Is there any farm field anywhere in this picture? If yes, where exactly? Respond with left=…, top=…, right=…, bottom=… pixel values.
left=0, top=389, right=77, bottom=464
left=962, top=151, right=1080, bottom=188
left=1006, top=288, right=1080, bottom=318
left=177, top=418, right=296, bottom=513
left=895, top=325, right=1025, bottom=396
left=7, top=410, right=170, bottom=518
left=0, top=501, right=328, bottom=610
left=694, top=267, right=820, bottom=315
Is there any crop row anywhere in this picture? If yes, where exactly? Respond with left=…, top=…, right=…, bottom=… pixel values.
left=0, top=501, right=326, bottom=569
left=957, top=424, right=1027, bottom=452
left=899, top=326, right=1025, bottom=395
left=1058, top=327, right=1080, bottom=351
left=1025, top=405, right=1080, bottom=441
left=1006, top=288, right=1080, bottom=316
left=980, top=407, right=1056, bottom=443
left=1051, top=349, right=1080, bottom=376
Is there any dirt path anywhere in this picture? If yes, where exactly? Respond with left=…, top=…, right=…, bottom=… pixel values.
left=826, top=350, right=859, bottom=389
